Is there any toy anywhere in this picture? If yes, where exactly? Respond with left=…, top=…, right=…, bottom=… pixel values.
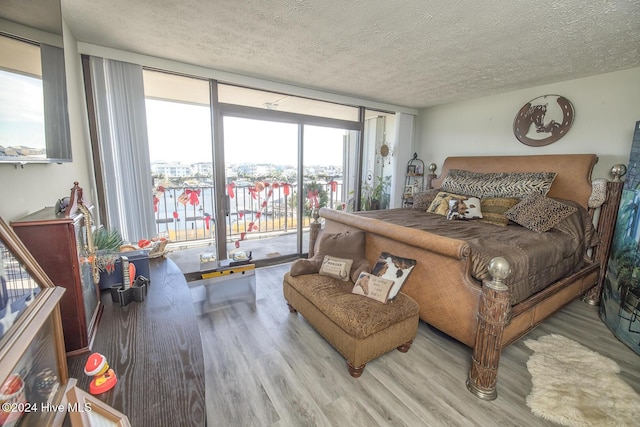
left=84, top=352, right=117, bottom=394
left=0, top=374, right=26, bottom=425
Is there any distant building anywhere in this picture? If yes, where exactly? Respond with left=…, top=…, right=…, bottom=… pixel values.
left=193, top=162, right=213, bottom=176
left=152, top=162, right=192, bottom=177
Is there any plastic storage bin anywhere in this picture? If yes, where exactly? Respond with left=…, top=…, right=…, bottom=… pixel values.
left=99, top=250, right=151, bottom=290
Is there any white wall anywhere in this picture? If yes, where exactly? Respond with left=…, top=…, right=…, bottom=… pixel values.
left=416, top=67, right=640, bottom=181
left=0, top=18, right=94, bottom=222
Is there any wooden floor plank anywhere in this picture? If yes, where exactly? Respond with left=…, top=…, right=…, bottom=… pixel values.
left=194, top=263, right=640, bottom=427
left=252, top=350, right=334, bottom=427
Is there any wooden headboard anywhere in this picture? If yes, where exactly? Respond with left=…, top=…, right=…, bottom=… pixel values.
left=430, top=154, right=598, bottom=209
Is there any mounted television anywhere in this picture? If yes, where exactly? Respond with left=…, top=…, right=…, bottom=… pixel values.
left=0, top=1, right=72, bottom=164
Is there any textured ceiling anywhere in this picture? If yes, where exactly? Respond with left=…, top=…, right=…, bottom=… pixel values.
left=18, top=1, right=640, bottom=108
left=0, top=0, right=62, bottom=35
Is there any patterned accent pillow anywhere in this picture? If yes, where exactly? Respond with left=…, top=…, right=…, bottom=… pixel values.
left=411, top=189, right=440, bottom=211
left=480, top=197, right=520, bottom=226
left=588, top=179, right=607, bottom=208
left=371, top=252, right=417, bottom=300
left=319, top=255, right=353, bottom=281
left=504, top=195, right=577, bottom=232
left=441, top=169, right=557, bottom=199
left=427, top=191, right=467, bottom=216
left=352, top=272, right=395, bottom=303
left=446, top=196, right=483, bottom=220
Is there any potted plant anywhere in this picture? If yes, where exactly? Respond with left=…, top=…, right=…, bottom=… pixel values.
left=94, top=227, right=124, bottom=290
left=362, top=175, right=391, bottom=211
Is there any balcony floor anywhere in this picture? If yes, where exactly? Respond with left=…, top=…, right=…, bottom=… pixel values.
left=166, top=230, right=309, bottom=271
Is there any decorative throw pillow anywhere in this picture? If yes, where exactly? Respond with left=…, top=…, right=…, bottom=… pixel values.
left=411, top=189, right=440, bottom=211
left=588, top=179, right=607, bottom=208
left=427, top=191, right=467, bottom=216
left=319, top=255, right=353, bottom=281
left=441, top=169, right=557, bottom=199
left=504, top=195, right=577, bottom=232
left=446, top=196, right=483, bottom=220
left=480, top=197, right=520, bottom=226
left=371, top=252, right=417, bottom=300
left=352, top=272, right=395, bottom=303
left=289, top=230, right=370, bottom=282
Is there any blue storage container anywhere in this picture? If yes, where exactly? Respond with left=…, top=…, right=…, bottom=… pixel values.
left=99, top=250, right=150, bottom=290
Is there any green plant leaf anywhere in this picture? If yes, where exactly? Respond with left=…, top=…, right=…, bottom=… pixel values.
left=93, top=227, right=124, bottom=251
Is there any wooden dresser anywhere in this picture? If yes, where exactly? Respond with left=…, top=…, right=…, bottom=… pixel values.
left=11, top=207, right=102, bottom=356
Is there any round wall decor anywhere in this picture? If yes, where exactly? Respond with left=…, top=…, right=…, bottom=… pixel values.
left=513, top=95, right=574, bottom=147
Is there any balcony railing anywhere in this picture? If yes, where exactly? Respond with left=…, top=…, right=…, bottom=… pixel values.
left=153, top=179, right=346, bottom=245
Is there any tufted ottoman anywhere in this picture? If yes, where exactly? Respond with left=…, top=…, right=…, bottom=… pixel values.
left=283, top=271, right=420, bottom=377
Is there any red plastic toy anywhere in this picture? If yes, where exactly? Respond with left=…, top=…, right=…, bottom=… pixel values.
left=84, top=352, right=117, bottom=394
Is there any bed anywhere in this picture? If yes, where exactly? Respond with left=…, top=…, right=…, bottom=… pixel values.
left=307, top=154, right=622, bottom=400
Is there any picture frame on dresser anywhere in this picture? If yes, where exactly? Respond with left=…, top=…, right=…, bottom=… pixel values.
left=0, top=215, right=69, bottom=426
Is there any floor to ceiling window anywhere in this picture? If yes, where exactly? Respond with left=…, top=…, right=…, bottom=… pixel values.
left=143, top=70, right=216, bottom=245
left=218, top=118, right=359, bottom=263
left=139, top=71, right=394, bottom=264
left=222, top=116, right=299, bottom=260
left=216, top=85, right=362, bottom=263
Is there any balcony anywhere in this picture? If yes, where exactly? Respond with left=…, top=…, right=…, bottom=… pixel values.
left=153, top=178, right=347, bottom=260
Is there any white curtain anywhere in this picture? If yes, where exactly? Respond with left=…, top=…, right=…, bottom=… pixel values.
left=89, top=57, right=155, bottom=242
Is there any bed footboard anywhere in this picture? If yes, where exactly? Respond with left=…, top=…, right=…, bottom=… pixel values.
left=316, top=208, right=483, bottom=345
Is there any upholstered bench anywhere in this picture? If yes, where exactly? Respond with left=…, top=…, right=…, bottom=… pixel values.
left=283, top=271, right=420, bottom=377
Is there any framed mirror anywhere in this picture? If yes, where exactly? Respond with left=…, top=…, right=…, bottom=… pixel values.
left=0, top=215, right=69, bottom=426
left=0, top=0, right=72, bottom=164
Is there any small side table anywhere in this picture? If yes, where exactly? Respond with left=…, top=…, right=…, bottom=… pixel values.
left=187, top=261, right=257, bottom=314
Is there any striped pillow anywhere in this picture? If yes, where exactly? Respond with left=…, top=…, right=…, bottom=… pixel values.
left=480, top=198, right=520, bottom=226
left=441, top=169, right=557, bottom=199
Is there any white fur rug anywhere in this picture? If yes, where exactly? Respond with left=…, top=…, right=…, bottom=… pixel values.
left=524, top=334, right=640, bottom=426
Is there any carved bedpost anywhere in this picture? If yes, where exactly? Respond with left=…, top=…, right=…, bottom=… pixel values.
left=308, top=208, right=321, bottom=258
left=583, top=167, right=625, bottom=305
left=426, top=163, right=437, bottom=189
left=467, top=257, right=512, bottom=401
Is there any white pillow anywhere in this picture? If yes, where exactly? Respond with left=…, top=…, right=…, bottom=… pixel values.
left=352, top=272, right=395, bottom=303
left=319, top=255, right=353, bottom=281
left=446, top=196, right=483, bottom=220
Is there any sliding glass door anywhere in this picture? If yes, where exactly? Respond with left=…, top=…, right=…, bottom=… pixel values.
left=222, top=116, right=298, bottom=261
left=141, top=72, right=378, bottom=263
left=219, top=117, right=357, bottom=263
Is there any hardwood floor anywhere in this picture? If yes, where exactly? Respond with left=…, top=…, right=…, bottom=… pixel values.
left=195, top=263, right=640, bottom=427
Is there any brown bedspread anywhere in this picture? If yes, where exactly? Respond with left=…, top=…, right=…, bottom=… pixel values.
left=356, top=206, right=594, bottom=304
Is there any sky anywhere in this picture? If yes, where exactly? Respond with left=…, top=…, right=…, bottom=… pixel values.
left=145, top=99, right=346, bottom=167
left=0, top=70, right=45, bottom=148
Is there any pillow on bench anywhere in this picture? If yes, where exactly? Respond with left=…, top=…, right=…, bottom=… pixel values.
left=290, top=230, right=370, bottom=283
